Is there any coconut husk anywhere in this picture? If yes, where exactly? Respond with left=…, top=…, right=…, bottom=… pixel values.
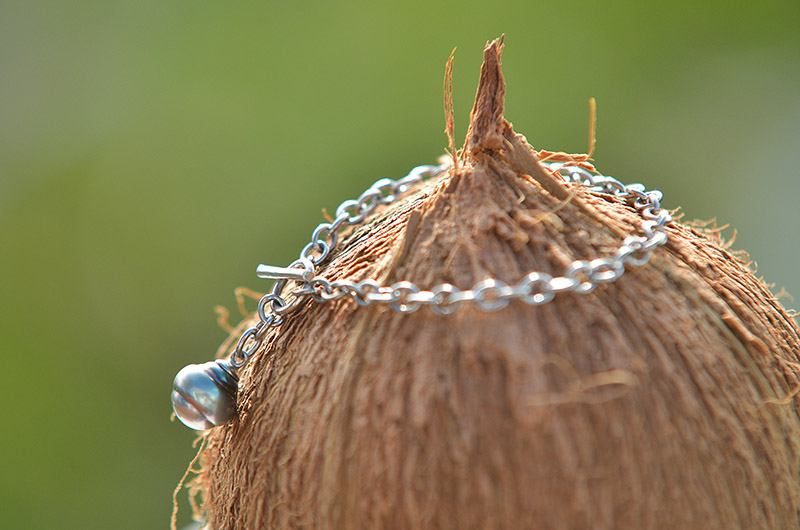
left=192, top=37, right=800, bottom=529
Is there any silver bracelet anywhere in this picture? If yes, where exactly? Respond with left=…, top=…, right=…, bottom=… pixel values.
left=171, top=161, right=671, bottom=430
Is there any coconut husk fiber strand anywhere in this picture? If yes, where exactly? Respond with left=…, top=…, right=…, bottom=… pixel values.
left=193, top=38, right=800, bottom=529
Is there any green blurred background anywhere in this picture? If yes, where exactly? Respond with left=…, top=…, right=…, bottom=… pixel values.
left=1, top=1, right=798, bottom=528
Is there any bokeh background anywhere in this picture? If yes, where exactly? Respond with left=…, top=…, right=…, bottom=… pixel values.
left=1, top=1, right=798, bottom=528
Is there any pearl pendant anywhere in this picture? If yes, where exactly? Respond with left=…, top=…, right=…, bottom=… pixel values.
left=171, top=359, right=238, bottom=430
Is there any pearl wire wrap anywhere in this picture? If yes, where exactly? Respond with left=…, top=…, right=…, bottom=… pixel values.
left=231, top=161, right=672, bottom=372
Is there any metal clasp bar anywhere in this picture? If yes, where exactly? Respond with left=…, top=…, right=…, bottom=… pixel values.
left=256, top=264, right=308, bottom=281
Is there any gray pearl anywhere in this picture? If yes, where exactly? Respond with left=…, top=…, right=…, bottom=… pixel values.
left=171, top=359, right=238, bottom=430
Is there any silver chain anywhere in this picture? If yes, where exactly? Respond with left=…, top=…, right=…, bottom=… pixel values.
left=228, top=161, right=671, bottom=370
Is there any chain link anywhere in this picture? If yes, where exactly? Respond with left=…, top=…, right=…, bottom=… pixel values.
left=228, top=161, right=671, bottom=373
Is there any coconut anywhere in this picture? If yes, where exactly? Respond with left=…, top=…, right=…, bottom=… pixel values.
left=189, top=38, right=800, bottom=529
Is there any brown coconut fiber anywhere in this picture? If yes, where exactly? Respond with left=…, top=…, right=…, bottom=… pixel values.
left=187, top=37, right=800, bottom=530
